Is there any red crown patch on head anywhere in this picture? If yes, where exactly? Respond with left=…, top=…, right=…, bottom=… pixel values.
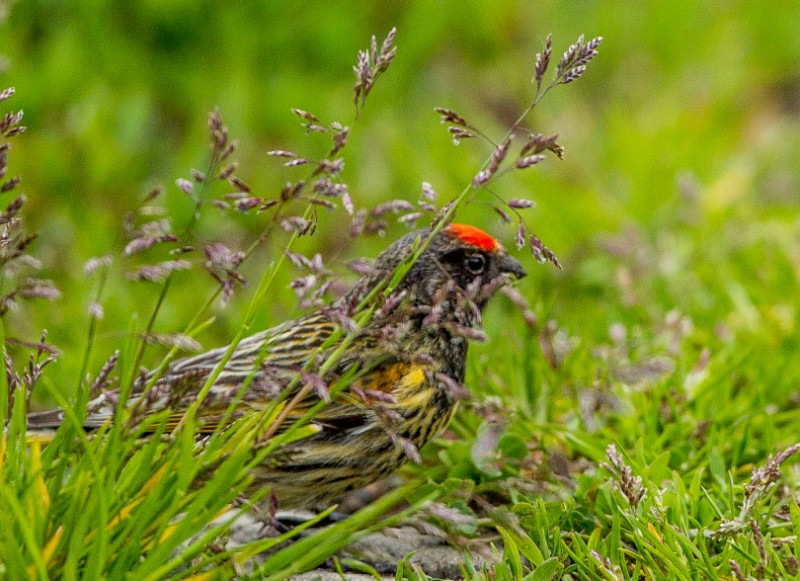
left=446, top=223, right=498, bottom=252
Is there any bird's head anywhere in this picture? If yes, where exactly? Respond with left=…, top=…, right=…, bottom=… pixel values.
left=375, top=223, right=527, bottom=309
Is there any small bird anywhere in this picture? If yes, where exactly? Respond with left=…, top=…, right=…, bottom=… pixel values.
left=27, top=224, right=526, bottom=509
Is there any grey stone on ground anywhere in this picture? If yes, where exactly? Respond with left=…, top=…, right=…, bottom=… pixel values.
left=226, top=515, right=489, bottom=579
left=291, top=572, right=390, bottom=581
left=226, top=513, right=492, bottom=579
left=338, top=526, right=488, bottom=579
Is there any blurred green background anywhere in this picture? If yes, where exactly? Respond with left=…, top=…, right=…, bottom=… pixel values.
left=1, top=1, right=798, bottom=401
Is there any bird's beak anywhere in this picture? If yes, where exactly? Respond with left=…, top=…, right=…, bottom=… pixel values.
left=500, top=254, right=527, bottom=280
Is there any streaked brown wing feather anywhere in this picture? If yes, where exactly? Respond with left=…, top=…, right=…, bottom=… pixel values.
left=26, top=312, right=339, bottom=431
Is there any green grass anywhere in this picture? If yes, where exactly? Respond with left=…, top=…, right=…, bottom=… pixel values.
left=2, top=2, right=800, bottom=579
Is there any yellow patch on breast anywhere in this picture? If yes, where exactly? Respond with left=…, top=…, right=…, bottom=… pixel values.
left=400, top=366, right=426, bottom=387
left=346, top=363, right=431, bottom=407
left=394, top=366, right=431, bottom=406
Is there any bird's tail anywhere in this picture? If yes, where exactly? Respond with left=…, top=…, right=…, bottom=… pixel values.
left=24, top=407, right=67, bottom=430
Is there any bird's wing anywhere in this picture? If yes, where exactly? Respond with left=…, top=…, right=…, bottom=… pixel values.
left=26, top=312, right=340, bottom=432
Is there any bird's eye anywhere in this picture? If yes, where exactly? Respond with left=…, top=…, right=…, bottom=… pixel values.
left=464, top=254, right=486, bottom=274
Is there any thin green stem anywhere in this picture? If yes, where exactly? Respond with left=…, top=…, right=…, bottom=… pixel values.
left=74, top=265, right=110, bottom=395
left=0, top=316, right=8, bottom=423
